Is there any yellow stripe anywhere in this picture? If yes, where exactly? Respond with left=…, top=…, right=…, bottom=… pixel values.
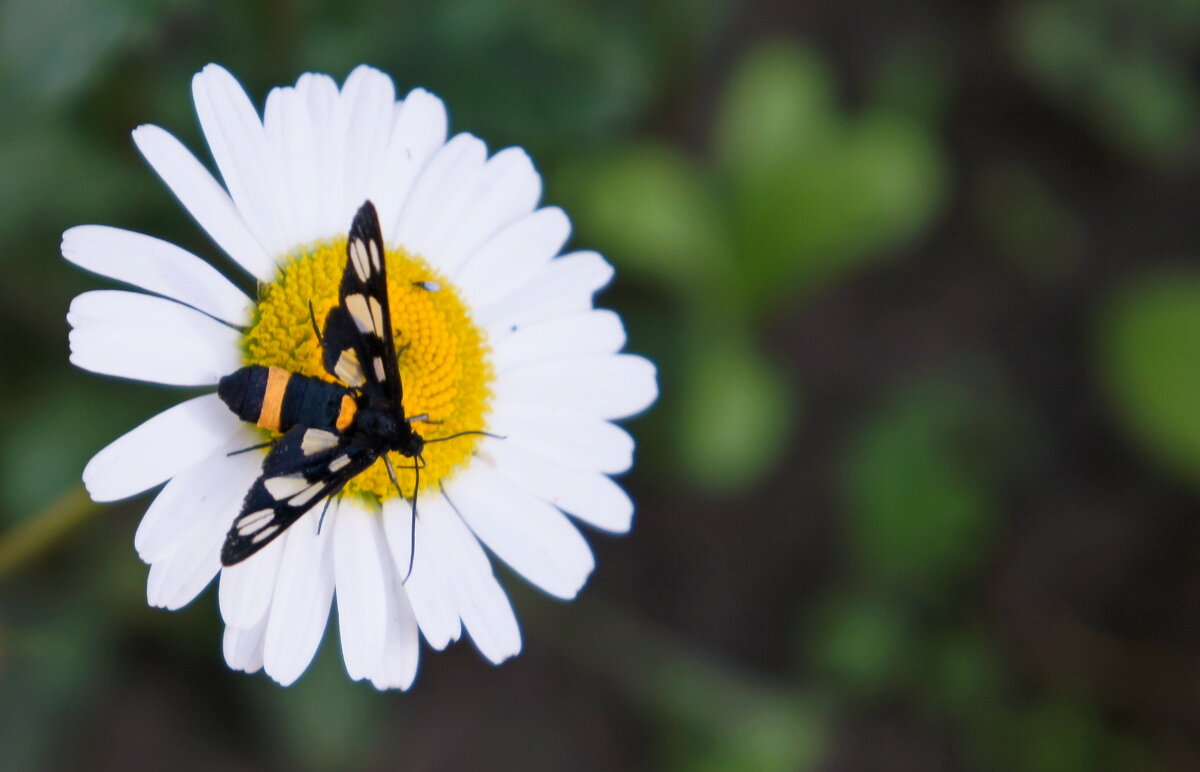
left=335, top=395, right=357, bottom=432
left=258, top=367, right=290, bottom=431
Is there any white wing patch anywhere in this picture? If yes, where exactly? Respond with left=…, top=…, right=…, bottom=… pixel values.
left=251, top=524, right=280, bottom=543
left=301, top=428, right=340, bottom=455
left=264, top=475, right=311, bottom=500
left=349, top=238, right=372, bottom=282
left=345, top=293, right=384, bottom=336
left=335, top=349, right=366, bottom=387
left=236, top=508, right=274, bottom=535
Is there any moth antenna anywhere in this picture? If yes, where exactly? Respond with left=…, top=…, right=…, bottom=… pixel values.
left=402, top=460, right=419, bottom=582
left=308, top=300, right=324, bottom=346
left=227, top=440, right=273, bottom=456
left=425, top=430, right=506, bottom=444
left=317, top=495, right=335, bottom=534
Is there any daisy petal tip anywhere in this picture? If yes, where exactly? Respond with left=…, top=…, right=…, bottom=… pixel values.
left=130, top=123, right=161, bottom=142
left=620, top=355, right=659, bottom=418
left=80, top=463, right=120, bottom=504
left=196, top=62, right=235, bottom=84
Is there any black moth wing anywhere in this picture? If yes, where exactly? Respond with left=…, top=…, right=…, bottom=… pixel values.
left=321, top=201, right=404, bottom=412
left=221, top=425, right=375, bottom=565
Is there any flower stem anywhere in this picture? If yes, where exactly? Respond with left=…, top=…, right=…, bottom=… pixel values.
left=0, top=487, right=96, bottom=580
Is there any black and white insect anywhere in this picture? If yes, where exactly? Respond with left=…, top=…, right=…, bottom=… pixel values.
left=217, top=200, right=440, bottom=568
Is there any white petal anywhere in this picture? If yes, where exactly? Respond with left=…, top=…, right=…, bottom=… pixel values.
left=135, top=429, right=262, bottom=564
left=427, top=147, right=542, bottom=275
left=263, top=86, right=309, bottom=247
left=395, top=133, right=488, bottom=266
left=333, top=499, right=388, bottom=682
left=374, top=88, right=449, bottom=236
left=443, top=462, right=594, bottom=599
left=426, top=495, right=521, bottom=663
left=263, top=508, right=335, bottom=687
left=223, top=615, right=268, bottom=674
left=494, top=354, right=658, bottom=420
left=219, top=531, right=286, bottom=628
left=192, top=64, right=288, bottom=259
left=479, top=439, right=634, bottom=533
left=455, top=207, right=569, bottom=310
left=380, top=496, right=413, bottom=584
left=337, top=66, right=396, bottom=225
left=368, top=546, right=421, bottom=691
left=61, top=226, right=252, bottom=326
left=475, top=250, right=614, bottom=333
left=400, top=503, right=462, bottom=650
left=293, top=72, right=344, bottom=240
left=144, top=447, right=257, bottom=610
left=490, top=310, right=626, bottom=372
left=84, top=393, right=241, bottom=502
left=486, top=404, right=635, bottom=474
left=132, top=124, right=273, bottom=279
left=67, top=290, right=243, bottom=386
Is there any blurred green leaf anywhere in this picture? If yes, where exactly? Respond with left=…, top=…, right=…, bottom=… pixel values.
left=993, top=698, right=1107, bottom=772
left=562, top=145, right=730, bottom=302
left=0, top=599, right=112, bottom=770
left=1097, top=274, right=1200, bottom=483
left=0, top=0, right=157, bottom=105
left=253, top=639, right=391, bottom=772
left=1012, top=0, right=1200, bottom=165
left=1097, top=55, right=1200, bottom=162
left=920, top=628, right=1005, bottom=719
left=299, top=0, right=660, bottom=156
left=714, top=41, right=946, bottom=310
left=841, top=377, right=1010, bottom=595
left=713, top=41, right=838, bottom=190
left=869, top=39, right=955, bottom=127
left=974, top=161, right=1082, bottom=281
left=806, top=591, right=912, bottom=697
left=653, top=657, right=826, bottom=772
left=838, top=113, right=945, bottom=261
left=677, top=327, right=796, bottom=493
left=0, top=377, right=167, bottom=518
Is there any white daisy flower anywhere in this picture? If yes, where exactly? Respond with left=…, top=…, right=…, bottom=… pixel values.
left=62, top=64, right=657, bottom=689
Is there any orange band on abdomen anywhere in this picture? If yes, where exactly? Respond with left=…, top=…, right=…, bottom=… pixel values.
left=258, top=366, right=290, bottom=431
left=335, top=394, right=357, bottom=431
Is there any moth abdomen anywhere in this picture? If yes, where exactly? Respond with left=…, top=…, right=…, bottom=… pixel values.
left=218, top=365, right=355, bottom=433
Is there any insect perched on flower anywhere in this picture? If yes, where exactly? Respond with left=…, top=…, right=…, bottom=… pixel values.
left=217, top=200, right=486, bottom=571
left=64, top=64, right=657, bottom=689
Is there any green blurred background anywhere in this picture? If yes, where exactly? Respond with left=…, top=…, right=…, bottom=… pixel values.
left=2, top=0, right=1200, bottom=769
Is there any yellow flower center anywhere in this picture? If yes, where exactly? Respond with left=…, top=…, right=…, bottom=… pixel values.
left=241, top=238, right=492, bottom=502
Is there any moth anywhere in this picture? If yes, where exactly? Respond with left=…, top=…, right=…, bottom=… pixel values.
left=217, top=200, right=431, bottom=567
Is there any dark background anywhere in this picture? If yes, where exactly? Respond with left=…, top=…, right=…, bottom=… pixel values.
left=2, top=0, right=1200, bottom=769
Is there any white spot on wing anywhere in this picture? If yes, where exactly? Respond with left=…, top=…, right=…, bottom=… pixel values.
left=236, top=509, right=274, bottom=535
left=265, top=476, right=310, bottom=500
left=373, top=356, right=386, bottom=382
left=345, top=293, right=383, bottom=335
left=251, top=524, right=280, bottom=543
left=329, top=455, right=351, bottom=472
left=290, top=484, right=325, bottom=506
left=301, top=429, right=340, bottom=455
left=335, top=349, right=365, bottom=387
left=350, top=239, right=371, bottom=282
